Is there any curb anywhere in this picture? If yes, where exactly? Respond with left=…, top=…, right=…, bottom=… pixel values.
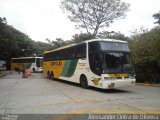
left=0, top=73, right=6, bottom=77
left=136, top=83, right=160, bottom=87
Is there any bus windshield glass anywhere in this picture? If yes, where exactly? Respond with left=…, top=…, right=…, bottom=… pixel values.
left=36, top=58, right=42, bottom=67
left=89, top=41, right=130, bottom=52
left=89, top=41, right=134, bottom=75
left=103, top=52, right=133, bottom=74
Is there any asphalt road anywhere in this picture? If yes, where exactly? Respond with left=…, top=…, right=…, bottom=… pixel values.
left=0, top=71, right=160, bottom=115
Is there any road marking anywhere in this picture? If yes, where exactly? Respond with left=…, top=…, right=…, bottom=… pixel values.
left=136, top=83, right=160, bottom=87
left=69, top=109, right=160, bottom=114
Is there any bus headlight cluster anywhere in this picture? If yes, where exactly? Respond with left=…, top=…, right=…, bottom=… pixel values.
left=129, top=74, right=136, bottom=79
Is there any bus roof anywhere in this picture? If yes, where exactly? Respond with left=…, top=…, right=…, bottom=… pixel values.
left=85, top=39, right=128, bottom=43
left=43, top=39, right=128, bottom=54
left=43, top=42, right=84, bottom=54
left=12, top=57, right=43, bottom=59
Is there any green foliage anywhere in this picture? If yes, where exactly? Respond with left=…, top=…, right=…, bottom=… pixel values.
left=71, top=33, right=94, bottom=43
left=45, top=33, right=93, bottom=50
left=46, top=38, right=68, bottom=49
left=130, top=27, right=160, bottom=83
left=97, top=31, right=129, bottom=41
left=0, top=17, right=52, bottom=69
left=34, top=41, right=53, bottom=56
left=153, top=11, right=160, bottom=25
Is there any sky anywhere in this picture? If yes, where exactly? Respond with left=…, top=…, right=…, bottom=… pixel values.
left=0, top=0, right=160, bottom=42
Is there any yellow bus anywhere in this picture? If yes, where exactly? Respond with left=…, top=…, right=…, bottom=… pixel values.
left=43, top=39, right=136, bottom=89
left=11, top=57, right=43, bottom=72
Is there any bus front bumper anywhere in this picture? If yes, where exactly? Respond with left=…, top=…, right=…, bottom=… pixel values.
left=36, top=67, right=43, bottom=72
left=99, top=79, right=136, bottom=89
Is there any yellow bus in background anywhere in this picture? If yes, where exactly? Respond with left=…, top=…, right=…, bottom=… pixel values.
left=43, top=39, right=136, bottom=89
left=11, top=57, right=43, bottom=72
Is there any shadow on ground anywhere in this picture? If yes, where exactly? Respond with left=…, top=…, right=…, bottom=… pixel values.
left=47, top=78, right=132, bottom=94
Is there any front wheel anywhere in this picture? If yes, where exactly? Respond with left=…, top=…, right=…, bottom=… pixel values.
left=80, top=75, right=88, bottom=88
left=32, top=68, right=36, bottom=73
left=50, top=72, right=54, bottom=80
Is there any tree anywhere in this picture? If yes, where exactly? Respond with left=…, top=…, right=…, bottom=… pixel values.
left=153, top=11, right=160, bottom=25
left=34, top=41, right=53, bottom=56
left=97, top=31, right=129, bottom=40
left=0, top=17, right=7, bottom=24
left=46, top=38, right=66, bottom=49
left=130, top=27, right=160, bottom=83
left=71, top=33, right=93, bottom=42
left=61, top=0, right=129, bottom=37
left=0, top=17, right=53, bottom=69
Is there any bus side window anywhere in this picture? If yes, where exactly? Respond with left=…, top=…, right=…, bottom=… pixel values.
left=94, top=54, right=103, bottom=73
left=72, top=47, right=77, bottom=58
left=77, top=44, right=86, bottom=58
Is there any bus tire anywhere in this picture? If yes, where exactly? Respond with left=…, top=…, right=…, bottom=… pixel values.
left=50, top=72, right=54, bottom=80
left=32, top=68, right=36, bottom=73
left=47, top=71, right=51, bottom=79
left=80, top=75, right=88, bottom=88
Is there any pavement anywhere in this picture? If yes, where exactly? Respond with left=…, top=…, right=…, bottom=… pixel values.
left=0, top=71, right=160, bottom=120
left=1, top=71, right=160, bottom=87
left=0, top=71, right=160, bottom=115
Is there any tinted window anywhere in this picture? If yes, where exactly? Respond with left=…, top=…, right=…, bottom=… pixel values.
left=89, top=53, right=104, bottom=76
left=36, top=58, right=42, bottom=67
left=77, top=44, right=86, bottom=58
left=89, top=52, right=134, bottom=75
left=12, top=58, right=35, bottom=63
left=89, top=41, right=130, bottom=53
left=43, top=43, right=86, bottom=61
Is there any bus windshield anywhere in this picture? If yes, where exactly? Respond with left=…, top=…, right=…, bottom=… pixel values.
left=89, top=41, right=130, bottom=52
left=103, top=52, right=133, bottom=74
left=89, top=41, right=134, bottom=76
left=90, top=52, right=134, bottom=75
left=36, top=58, right=42, bottom=68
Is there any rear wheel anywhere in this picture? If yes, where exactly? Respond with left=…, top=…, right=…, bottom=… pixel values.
left=50, top=72, right=54, bottom=80
left=80, top=75, right=88, bottom=88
